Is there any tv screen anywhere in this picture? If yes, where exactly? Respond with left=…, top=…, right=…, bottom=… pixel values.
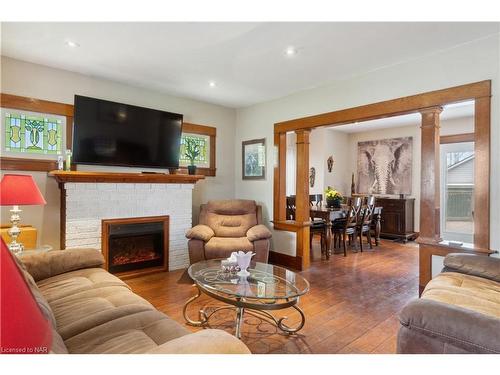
left=73, top=95, right=183, bottom=169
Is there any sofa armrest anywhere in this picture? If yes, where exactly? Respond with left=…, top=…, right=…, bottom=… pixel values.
left=146, top=329, right=251, bottom=354
left=186, top=225, right=215, bottom=242
left=246, top=224, right=272, bottom=242
left=398, top=298, right=500, bottom=354
left=18, top=248, right=105, bottom=282
left=443, top=253, right=500, bottom=283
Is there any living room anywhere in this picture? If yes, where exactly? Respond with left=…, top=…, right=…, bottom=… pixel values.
left=1, top=1, right=499, bottom=373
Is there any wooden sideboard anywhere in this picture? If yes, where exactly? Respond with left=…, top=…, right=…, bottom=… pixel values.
left=376, top=197, right=417, bottom=243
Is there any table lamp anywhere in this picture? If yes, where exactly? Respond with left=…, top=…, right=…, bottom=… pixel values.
left=0, top=174, right=46, bottom=254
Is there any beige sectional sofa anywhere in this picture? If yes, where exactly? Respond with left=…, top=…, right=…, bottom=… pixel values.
left=16, top=248, right=250, bottom=354
left=397, top=253, right=500, bottom=354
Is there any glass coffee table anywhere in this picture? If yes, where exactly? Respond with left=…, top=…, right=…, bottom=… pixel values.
left=183, top=260, right=310, bottom=339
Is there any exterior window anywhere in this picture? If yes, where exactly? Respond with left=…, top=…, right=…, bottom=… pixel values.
left=179, top=133, right=210, bottom=168
left=3, top=110, right=63, bottom=156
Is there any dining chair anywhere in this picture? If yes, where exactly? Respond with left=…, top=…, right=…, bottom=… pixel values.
left=332, top=197, right=362, bottom=256
left=357, top=196, right=375, bottom=251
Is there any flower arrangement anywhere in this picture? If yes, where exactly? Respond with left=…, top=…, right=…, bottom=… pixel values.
left=325, top=186, right=343, bottom=208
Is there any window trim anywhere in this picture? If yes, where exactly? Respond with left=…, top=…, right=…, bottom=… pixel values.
left=179, top=122, right=216, bottom=176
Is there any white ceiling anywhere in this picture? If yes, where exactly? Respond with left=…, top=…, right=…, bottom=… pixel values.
left=328, top=101, right=474, bottom=133
left=1, top=22, right=499, bottom=108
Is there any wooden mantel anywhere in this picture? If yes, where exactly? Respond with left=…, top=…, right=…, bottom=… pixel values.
left=48, top=170, right=205, bottom=184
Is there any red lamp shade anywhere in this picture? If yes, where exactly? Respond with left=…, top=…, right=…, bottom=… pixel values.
left=0, top=239, right=52, bottom=353
left=0, top=174, right=46, bottom=206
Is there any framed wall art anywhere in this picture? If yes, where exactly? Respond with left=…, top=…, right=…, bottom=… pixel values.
left=242, top=138, right=266, bottom=180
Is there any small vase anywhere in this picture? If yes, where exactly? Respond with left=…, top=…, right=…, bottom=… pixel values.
left=187, top=165, right=196, bottom=175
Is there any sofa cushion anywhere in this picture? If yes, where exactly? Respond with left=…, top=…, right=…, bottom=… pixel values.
left=63, top=310, right=191, bottom=354
left=204, top=200, right=257, bottom=237
left=19, top=248, right=105, bottom=282
left=422, top=271, right=500, bottom=319
left=47, top=285, right=155, bottom=339
left=13, top=253, right=57, bottom=328
left=37, top=267, right=129, bottom=303
left=205, top=237, right=253, bottom=258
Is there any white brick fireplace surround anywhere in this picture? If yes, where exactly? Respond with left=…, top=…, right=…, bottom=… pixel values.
left=64, top=182, right=193, bottom=270
left=51, top=171, right=205, bottom=271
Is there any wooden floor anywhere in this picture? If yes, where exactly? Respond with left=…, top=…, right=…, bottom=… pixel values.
left=126, top=239, right=419, bottom=354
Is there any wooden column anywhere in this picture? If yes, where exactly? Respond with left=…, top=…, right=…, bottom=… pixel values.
left=295, top=129, right=311, bottom=269
left=473, top=97, right=490, bottom=249
left=273, top=132, right=287, bottom=222
left=419, top=106, right=443, bottom=243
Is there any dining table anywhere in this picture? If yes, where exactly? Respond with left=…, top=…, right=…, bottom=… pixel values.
left=309, top=205, right=382, bottom=258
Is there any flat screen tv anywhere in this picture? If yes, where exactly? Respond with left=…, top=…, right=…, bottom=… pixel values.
left=73, top=95, right=183, bottom=169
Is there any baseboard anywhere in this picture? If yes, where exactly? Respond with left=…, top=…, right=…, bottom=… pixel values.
left=269, top=251, right=302, bottom=271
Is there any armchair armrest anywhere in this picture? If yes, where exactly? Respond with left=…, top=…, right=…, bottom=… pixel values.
left=185, top=225, right=215, bottom=242
left=146, top=329, right=251, bottom=354
left=18, top=248, right=104, bottom=282
left=398, top=299, right=500, bottom=354
left=246, top=224, right=272, bottom=242
left=443, top=253, right=500, bottom=283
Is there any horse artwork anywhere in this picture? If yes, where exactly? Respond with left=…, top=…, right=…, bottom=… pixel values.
left=357, top=137, right=412, bottom=195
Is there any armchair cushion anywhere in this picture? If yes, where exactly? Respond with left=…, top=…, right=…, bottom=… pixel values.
left=18, top=249, right=104, bottom=282
left=204, top=200, right=258, bottom=237
left=205, top=237, right=253, bottom=257
left=443, top=253, right=500, bottom=283
left=185, top=225, right=215, bottom=242
left=246, top=224, right=272, bottom=242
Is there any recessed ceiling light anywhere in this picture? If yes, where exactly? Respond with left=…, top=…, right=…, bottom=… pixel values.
left=65, top=40, right=80, bottom=48
left=209, top=81, right=217, bottom=88
left=285, top=46, right=297, bottom=57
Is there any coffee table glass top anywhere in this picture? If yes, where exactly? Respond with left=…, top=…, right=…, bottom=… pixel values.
left=188, top=260, right=310, bottom=301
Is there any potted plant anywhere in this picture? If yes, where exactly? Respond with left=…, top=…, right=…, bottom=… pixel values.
left=325, top=186, right=343, bottom=208
left=184, top=137, right=200, bottom=175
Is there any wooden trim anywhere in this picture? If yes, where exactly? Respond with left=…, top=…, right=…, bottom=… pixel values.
left=181, top=122, right=217, bottom=177
left=272, top=220, right=310, bottom=232
left=440, top=133, right=475, bottom=144
left=274, top=81, right=491, bottom=133
left=294, top=130, right=311, bottom=270
left=272, top=80, right=492, bottom=275
left=48, top=170, right=205, bottom=184
left=273, top=132, right=287, bottom=222
left=418, top=107, right=442, bottom=243
left=0, top=157, right=58, bottom=172
left=1, top=93, right=75, bottom=172
left=59, top=183, right=66, bottom=249
left=474, top=96, right=490, bottom=249
left=268, top=251, right=303, bottom=271
left=101, top=215, right=169, bottom=279
left=242, top=138, right=266, bottom=180
left=177, top=167, right=216, bottom=176
left=182, top=122, right=216, bottom=136
left=1, top=93, right=74, bottom=117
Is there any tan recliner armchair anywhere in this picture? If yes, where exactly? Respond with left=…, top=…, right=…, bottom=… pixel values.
left=186, top=199, right=272, bottom=264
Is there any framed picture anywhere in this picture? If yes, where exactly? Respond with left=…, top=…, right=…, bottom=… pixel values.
left=242, top=138, right=266, bottom=180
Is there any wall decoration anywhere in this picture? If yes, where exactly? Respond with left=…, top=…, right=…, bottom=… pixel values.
left=357, top=136, right=413, bottom=195
left=351, top=173, right=356, bottom=195
left=309, top=167, right=316, bottom=188
left=327, top=155, right=334, bottom=173
left=3, top=110, right=63, bottom=156
left=242, top=138, right=266, bottom=180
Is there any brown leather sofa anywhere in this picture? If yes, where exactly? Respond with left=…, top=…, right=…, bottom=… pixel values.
left=397, top=253, right=500, bottom=354
left=186, top=199, right=271, bottom=264
left=15, top=248, right=250, bottom=354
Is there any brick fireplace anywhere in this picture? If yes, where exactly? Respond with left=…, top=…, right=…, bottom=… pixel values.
left=50, top=171, right=204, bottom=271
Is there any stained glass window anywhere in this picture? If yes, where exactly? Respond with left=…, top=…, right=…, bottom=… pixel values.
left=4, top=112, right=62, bottom=154
left=179, top=133, right=210, bottom=167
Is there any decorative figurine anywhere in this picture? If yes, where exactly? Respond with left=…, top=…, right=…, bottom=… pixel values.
left=327, top=156, right=334, bottom=173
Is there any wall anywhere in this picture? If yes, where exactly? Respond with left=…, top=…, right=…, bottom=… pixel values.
left=0, top=56, right=237, bottom=249
left=235, top=34, right=499, bottom=255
